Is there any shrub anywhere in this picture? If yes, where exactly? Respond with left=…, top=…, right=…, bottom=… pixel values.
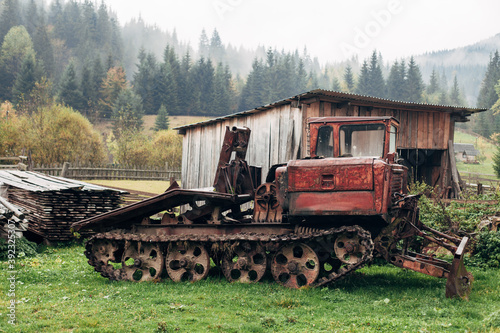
left=0, top=102, right=22, bottom=156
left=13, top=104, right=106, bottom=164
left=410, top=182, right=497, bottom=233
left=471, top=231, right=500, bottom=268
left=107, top=130, right=153, bottom=166
left=0, top=237, right=39, bottom=260
left=151, top=130, right=182, bottom=169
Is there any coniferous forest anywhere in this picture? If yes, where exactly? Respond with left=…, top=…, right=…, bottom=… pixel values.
left=1, top=0, right=500, bottom=158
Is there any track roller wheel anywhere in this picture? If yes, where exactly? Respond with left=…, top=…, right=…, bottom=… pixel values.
left=222, top=242, right=267, bottom=283
left=310, top=237, right=342, bottom=276
left=334, top=232, right=366, bottom=265
left=121, top=242, right=163, bottom=282
left=89, top=239, right=120, bottom=267
left=88, top=238, right=123, bottom=278
left=271, top=243, right=319, bottom=288
left=166, top=242, right=210, bottom=282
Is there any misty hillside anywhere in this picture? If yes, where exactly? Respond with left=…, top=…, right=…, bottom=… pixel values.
left=0, top=0, right=498, bottom=121
left=415, top=33, right=500, bottom=104
left=122, top=17, right=498, bottom=106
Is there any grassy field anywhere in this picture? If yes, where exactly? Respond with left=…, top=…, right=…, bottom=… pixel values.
left=88, top=179, right=173, bottom=195
left=454, top=130, right=497, bottom=177
left=95, top=115, right=210, bottom=138
left=1, top=244, right=499, bottom=332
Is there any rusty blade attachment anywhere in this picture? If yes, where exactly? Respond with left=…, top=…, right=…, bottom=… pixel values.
left=445, top=236, right=473, bottom=300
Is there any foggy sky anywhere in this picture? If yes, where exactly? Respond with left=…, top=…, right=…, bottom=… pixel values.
left=102, top=0, right=500, bottom=63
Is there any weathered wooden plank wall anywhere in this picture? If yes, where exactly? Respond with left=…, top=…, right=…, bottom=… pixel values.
left=181, top=105, right=302, bottom=189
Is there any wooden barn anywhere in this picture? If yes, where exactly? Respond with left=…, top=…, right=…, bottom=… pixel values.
left=176, top=89, right=485, bottom=198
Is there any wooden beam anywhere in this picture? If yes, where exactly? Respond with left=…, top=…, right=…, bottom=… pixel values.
left=448, top=140, right=462, bottom=199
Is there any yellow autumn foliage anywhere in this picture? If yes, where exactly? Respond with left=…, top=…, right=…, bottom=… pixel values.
left=0, top=103, right=107, bottom=165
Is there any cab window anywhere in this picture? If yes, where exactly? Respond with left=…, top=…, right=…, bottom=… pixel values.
left=316, top=126, right=334, bottom=157
left=389, top=125, right=397, bottom=153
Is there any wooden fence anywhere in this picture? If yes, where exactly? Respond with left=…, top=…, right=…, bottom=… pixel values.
left=459, top=171, right=499, bottom=194
left=34, top=163, right=181, bottom=181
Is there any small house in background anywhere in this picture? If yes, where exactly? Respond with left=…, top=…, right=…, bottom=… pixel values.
left=454, top=143, right=481, bottom=164
left=0, top=170, right=127, bottom=243
left=176, top=89, right=486, bottom=198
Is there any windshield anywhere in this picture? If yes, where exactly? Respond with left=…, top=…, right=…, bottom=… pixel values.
left=339, top=124, right=385, bottom=157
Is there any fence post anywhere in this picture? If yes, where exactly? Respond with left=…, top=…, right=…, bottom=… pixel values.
left=61, top=162, right=70, bottom=177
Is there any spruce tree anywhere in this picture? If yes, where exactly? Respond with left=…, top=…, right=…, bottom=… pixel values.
left=80, top=62, right=94, bottom=114
left=179, top=51, right=194, bottom=115
left=213, top=62, right=232, bottom=116
left=475, top=51, right=500, bottom=138
left=196, top=58, right=215, bottom=114
left=449, top=75, right=462, bottom=105
left=209, top=29, right=224, bottom=63
left=162, top=45, right=181, bottom=114
left=133, top=49, right=157, bottom=114
left=58, top=61, right=83, bottom=110
left=156, top=60, right=177, bottom=116
left=355, top=60, right=370, bottom=95
left=0, top=0, right=20, bottom=44
left=477, top=50, right=500, bottom=108
left=367, top=50, right=385, bottom=98
left=91, top=57, right=105, bottom=108
left=239, top=58, right=265, bottom=111
left=33, top=14, right=55, bottom=77
left=95, top=2, right=111, bottom=49
left=23, top=0, right=39, bottom=37
left=12, top=52, right=42, bottom=106
left=331, top=76, right=340, bottom=91
left=279, top=53, right=295, bottom=97
left=343, top=65, right=355, bottom=93
left=154, top=104, right=170, bottom=131
left=405, top=56, right=424, bottom=102
left=493, top=135, right=500, bottom=178
left=427, top=68, right=440, bottom=95
left=295, top=59, right=308, bottom=93
left=318, top=68, right=330, bottom=90
left=198, top=29, right=209, bottom=58
left=112, top=88, right=144, bottom=136
left=387, top=60, right=403, bottom=100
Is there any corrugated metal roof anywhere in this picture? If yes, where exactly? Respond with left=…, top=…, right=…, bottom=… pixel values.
left=174, top=89, right=487, bottom=132
left=0, top=170, right=127, bottom=193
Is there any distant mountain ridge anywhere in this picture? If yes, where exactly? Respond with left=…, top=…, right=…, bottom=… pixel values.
left=414, top=33, right=500, bottom=105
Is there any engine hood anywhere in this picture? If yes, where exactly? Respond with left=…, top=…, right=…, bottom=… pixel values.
left=286, top=157, right=377, bottom=192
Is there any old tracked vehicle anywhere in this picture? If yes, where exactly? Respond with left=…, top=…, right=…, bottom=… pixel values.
left=72, top=117, right=472, bottom=298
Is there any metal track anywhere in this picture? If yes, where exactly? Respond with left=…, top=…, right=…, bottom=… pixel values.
left=84, top=225, right=374, bottom=287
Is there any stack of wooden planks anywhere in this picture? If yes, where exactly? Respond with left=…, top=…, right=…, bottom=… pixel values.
left=0, top=170, right=127, bottom=242
left=0, top=195, right=29, bottom=239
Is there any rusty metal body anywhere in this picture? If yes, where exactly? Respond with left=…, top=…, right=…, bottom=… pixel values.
left=72, top=118, right=472, bottom=298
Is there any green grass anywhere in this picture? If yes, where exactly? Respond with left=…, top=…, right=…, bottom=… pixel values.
left=1, top=245, right=500, bottom=332
left=454, top=130, right=497, bottom=177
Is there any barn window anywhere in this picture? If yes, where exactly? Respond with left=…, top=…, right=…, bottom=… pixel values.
left=316, top=125, right=334, bottom=157
left=340, top=124, right=385, bottom=157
